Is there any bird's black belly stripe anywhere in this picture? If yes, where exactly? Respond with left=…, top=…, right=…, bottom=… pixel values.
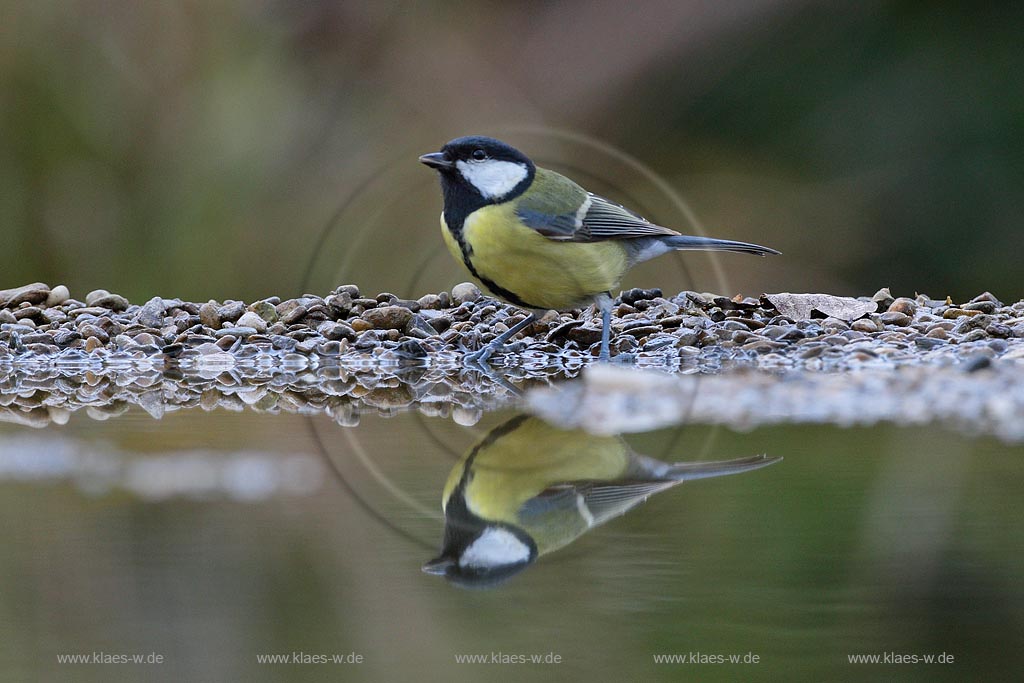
left=438, top=171, right=544, bottom=310
left=446, top=220, right=540, bottom=310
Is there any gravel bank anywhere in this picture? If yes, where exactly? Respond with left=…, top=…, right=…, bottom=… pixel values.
left=2, top=282, right=1023, bottom=373
left=2, top=282, right=1022, bottom=435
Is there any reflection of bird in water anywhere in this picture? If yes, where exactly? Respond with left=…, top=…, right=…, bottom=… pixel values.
left=423, top=415, right=781, bottom=588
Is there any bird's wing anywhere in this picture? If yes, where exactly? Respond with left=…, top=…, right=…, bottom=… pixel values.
left=519, top=479, right=680, bottom=529
left=516, top=168, right=680, bottom=242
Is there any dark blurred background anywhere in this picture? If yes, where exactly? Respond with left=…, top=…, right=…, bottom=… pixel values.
left=2, top=1, right=1021, bottom=303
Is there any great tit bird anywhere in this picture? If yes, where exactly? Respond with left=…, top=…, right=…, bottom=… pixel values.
left=422, top=414, right=781, bottom=588
left=420, top=136, right=779, bottom=363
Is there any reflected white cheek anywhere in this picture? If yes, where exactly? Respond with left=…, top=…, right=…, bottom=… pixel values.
left=459, top=528, right=530, bottom=568
left=456, top=160, right=528, bottom=199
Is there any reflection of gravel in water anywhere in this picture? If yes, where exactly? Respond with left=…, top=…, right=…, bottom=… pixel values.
left=0, top=434, right=323, bottom=501
left=2, top=282, right=1024, bottom=434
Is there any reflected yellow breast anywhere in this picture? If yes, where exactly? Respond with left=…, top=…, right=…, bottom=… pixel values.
left=441, top=205, right=628, bottom=311
left=450, top=418, right=630, bottom=524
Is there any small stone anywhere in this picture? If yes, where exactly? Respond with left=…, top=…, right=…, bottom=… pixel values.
left=318, top=321, right=356, bottom=341
left=404, top=314, right=438, bottom=339
left=45, top=285, right=70, bottom=307
left=0, top=310, right=16, bottom=324
left=417, top=294, right=442, bottom=310
left=53, top=329, right=81, bottom=345
left=84, top=289, right=127, bottom=310
left=925, top=327, right=948, bottom=339
left=199, top=302, right=221, bottom=329
left=236, top=311, right=268, bottom=333
left=963, top=301, right=996, bottom=314
left=915, top=337, right=946, bottom=349
left=84, top=336, right=102, bottom=352
left=851, top=318, right=881, bottom=333
left=334, top=284, right=360, bottom=299
left=887, top=298, right=917, bottom=316
left=962, top=355, right=991, bottom=373
left=214, top=326, right=257, bottom=338
left=961, top=329, right=988, bottom=343
left=280, top=303, right=307, bottom=325
left=78, top=324, right=109, bottom=343
left=872, top=287, right=895, bottom=308
left=986, top=323, right=1011, bottom=338
left=621, top=287, right=662, bottom=306
left=943, top=308, right=979, bottom=319
left=138, top=297, right=165, bottom=328
left=361, top=305, right=413, bottom=330
left=969, top=291, right=1002, bottom=306
left=248, top=300, right=279, bottom=324
left=217, top=301, right=245, bottom=322
left=880, top=312, right=911, bottom=327
left=1, top=283, right=51, bottom=308
left=351, top=319, right=373, bottom=332
left=451, top=282, right=481, bottom=304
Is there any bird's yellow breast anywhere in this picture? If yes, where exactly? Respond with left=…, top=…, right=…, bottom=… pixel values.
left=441, top=205, right=628, bottom=311
left=443, top=418, right=630, bottom=524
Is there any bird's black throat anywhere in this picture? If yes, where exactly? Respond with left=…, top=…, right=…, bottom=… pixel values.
left=437, top=169, right=537, bottom=309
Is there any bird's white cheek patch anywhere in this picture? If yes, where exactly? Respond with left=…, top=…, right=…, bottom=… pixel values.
left=456, top=159, right=528, bottom=199
left=460, top=528, right=530, bottom=568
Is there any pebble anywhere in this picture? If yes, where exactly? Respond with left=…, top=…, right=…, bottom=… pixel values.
left=218, top=301, right=245, bottom=322
left=236, top=311, right=268, bottom=333
left=199, top=302, right=221, bottom=329
left=88, top=292, right=130, bottom=311
left=45, top=285, right=70, bottom=307
left=851, top=318, right=881, bottom=333
left=249, top=301, right=278, bottom=323
left=451, top=282, right=481, bottom=304
left=0, top=282, right=50, bottom=308
left=880, top=311, right=911, bottom=327
left=361, top=306, right=413, bottom=330
left=138, top=297, right=165, bottom=328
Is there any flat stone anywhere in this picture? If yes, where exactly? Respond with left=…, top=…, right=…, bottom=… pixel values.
left=0, top=283, right=50, bottom=308
left=214, top=326, right=257, bottom=338
left=361, top=306, right=413, bottom=330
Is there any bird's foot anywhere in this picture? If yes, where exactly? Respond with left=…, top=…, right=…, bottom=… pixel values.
left=596, top=350, right=636, bottom=365
left=462, top=343, right=497, bottom=368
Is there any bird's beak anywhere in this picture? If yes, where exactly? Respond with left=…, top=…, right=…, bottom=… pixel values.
left=422, top=555, right=456, bottom=575
left=419, top=152, right=454, bottom=170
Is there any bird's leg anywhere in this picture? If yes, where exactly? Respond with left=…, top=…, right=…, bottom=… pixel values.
left=463, top=312, right=536, bottom=366
left=595, top=294, right=635, bottom=364
left=599, top=305, right=612, bottom=362
left=596, top=293, right=614, bottom=362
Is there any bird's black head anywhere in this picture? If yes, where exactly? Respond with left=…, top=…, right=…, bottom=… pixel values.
left=422, top=489, right=538, bottom=590
left=419, top=136, right=535, bottom=206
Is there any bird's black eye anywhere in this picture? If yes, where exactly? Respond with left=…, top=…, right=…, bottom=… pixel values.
left=472, top=149, right=487, bottom=161
left=442, top=151, right=453, bottom=162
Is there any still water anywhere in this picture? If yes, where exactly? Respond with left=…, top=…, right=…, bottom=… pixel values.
left=1, top=371, right=1021, bottom=681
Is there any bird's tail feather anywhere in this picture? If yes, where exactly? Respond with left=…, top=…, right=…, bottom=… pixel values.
left=662, top=454, right=782, bottom=481
left=664, top=235, right=780, bottom=256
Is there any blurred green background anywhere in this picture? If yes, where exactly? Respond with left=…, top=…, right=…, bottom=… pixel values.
left=2, top=1, right=1021, bottom=303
